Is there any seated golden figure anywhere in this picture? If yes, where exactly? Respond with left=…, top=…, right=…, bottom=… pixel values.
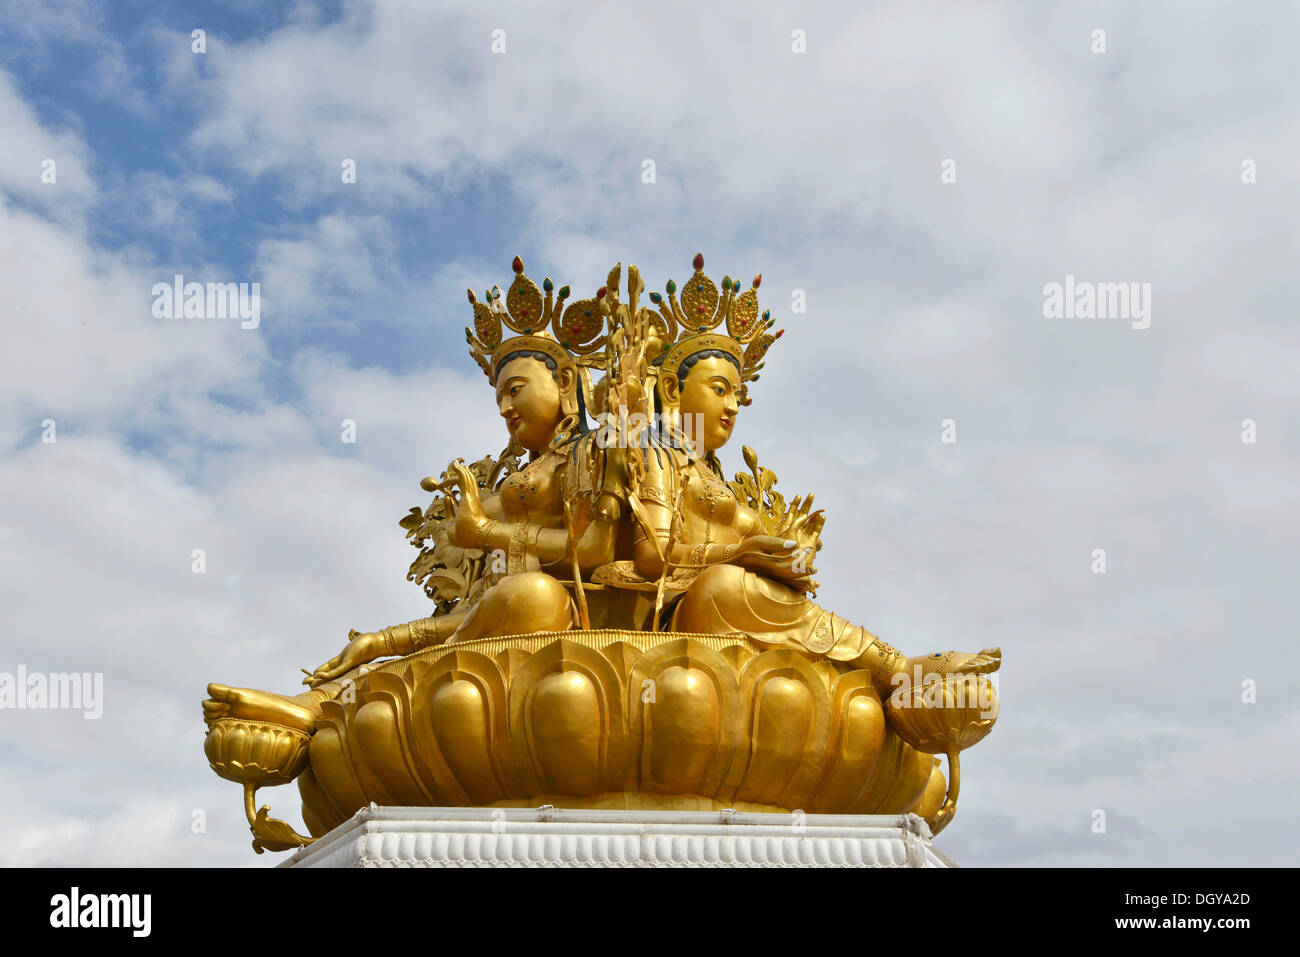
left=604, top=254, right=1001, bottom=694
left=204, top=259, right=623, bottom=733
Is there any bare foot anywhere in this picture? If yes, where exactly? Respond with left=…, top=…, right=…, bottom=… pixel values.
left=893, top=647, right=1001, bottom=686
left=203, top=683, right=320, bottom=734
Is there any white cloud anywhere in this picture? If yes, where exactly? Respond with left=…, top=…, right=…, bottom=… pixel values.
left=2, top=0, right=1298, bottom=867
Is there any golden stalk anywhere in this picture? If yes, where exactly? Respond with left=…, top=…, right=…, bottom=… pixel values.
left=652, top=473, right=687, bottom=633
left=563, top=498, right=591, bottom=630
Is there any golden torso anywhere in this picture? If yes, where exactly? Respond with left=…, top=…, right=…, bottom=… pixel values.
left=494, top=451, right=568, bottom=525
left=646, top=452, right=755, bottom=546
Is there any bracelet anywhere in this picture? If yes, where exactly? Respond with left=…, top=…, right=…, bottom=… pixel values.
left=866, top=637, right=900, bottom=683
left=473, top=519, right=499, bottom=552
left=690, top=543, right=707, bottom=567
left=508, top=522, right=531, bottom=574
left=723, top=543, right=738, bottom=561
left=409, top=618, right=433, bottom=651
left=382, top=625, right=398, bottom=656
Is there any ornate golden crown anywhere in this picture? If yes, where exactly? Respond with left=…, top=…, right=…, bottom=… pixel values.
left=648, top=253, right=782, bottom=405
left=465, top=256, right=607, bottom=381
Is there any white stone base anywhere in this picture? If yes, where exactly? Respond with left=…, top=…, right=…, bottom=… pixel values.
left=282, top=806, right=956, bottom=868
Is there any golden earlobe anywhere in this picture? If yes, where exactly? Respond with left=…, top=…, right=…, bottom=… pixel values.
left=660, top=375, right=680, bottom=407
left=558, top=365, right=578, bottom=417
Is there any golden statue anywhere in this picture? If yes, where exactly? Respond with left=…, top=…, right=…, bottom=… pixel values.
left=202, top=254, right=1000, bottom=854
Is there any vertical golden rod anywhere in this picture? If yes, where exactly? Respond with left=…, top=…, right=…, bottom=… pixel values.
left=564, top=498, right=591, bottom=630
left=932, top=749, right=962, bottom=835
left=652, top=475, right=687, bottom=633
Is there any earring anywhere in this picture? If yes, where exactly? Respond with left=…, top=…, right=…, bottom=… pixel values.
left=550, top=381, right=581, bottom=449
left=549, top=413, right=579, bottom=450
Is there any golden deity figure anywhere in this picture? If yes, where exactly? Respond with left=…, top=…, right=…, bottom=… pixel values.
left=204, top=259, right=622, bottom=735
left=598, top=254, right=1001, bottom=695
left=201, top=253, right=1001, bottom=855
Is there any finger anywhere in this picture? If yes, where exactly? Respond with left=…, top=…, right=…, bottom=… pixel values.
left=446, top=462, right=471, bottom=490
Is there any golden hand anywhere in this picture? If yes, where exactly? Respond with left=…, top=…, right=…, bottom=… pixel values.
left=732, top=535, right=797, bottom=563
left=734, top=536, right=817, bottom=589
left=443, top=459, right=488, bottom=547
left=773, top=494, right=825, bottom=553
left=303, top=629, right=382, bottom=687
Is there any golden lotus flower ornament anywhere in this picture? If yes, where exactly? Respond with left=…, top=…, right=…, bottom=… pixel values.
left=288, top=630, right=953, bottom=838
left=204, top=718, right=315, bottom=853
left=885, top=673, right=1000, bottom=834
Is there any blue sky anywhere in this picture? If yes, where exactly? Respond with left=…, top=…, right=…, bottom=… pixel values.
left=1, top=0, right=1298, bottom=866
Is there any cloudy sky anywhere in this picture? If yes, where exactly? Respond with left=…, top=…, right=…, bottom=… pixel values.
left=1, top=0, right=1296, bottom=867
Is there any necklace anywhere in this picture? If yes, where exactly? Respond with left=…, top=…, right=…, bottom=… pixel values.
left=692, top=461, right=729, bottom=545
left=503, top=452, right=555, bottom=522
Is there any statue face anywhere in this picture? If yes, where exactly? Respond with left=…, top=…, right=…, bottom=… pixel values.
left=678, top=355, right=741, bottom=453
left=495, top=355, right=563, bottom=452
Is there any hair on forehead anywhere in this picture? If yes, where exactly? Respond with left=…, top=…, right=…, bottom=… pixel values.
left=677, top=349, right=741, bottom=388
left=494, top=350, right=559, bottom=387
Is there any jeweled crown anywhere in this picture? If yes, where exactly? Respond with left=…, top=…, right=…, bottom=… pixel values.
left=465, top=256, right=608, bottom=381
left=648, top=252, right=783, bottom=405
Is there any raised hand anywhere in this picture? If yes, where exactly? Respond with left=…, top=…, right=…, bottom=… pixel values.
left=443, top=459, right=488, bottom=547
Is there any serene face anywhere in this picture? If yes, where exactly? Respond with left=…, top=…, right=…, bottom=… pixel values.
left=678, top=355, right=741, bottom=453
left=495, top=355, right=563, bottom=452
